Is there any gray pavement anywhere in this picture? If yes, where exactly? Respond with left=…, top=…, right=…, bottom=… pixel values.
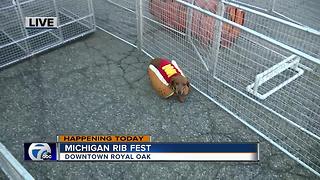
left=0, top=30, right=318, bottom=179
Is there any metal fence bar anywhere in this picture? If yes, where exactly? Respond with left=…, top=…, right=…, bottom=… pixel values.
left=0, top=143, right=34, bottom=180
left=59, top=8, right=92, bottom=29
left=0, top=28, right=51, bottom=49
left=185, top=0, right=209, bottom=71
left=0, top=4, right=15, bottom=11
left=107, top=0, right=135, bottom=13
left=96, top=25, right=137, bottom=48
left=14, top=0, right=31, bottom=53
left=272, top=11, right=303, bottom=26
left=88, top=0, right=96, bottom=30
left=228, top=0, right=268, bottom=12
left=268, top=0, right=276, bottom=12
left=107, top=0, right=185, bottom=37
left=18, top=0, right=36, bottom=6
left=212, top=0, right=225, bottom=76
left=136, top=0, right=143, bottom=51
left=189, top=40, right=210, bottom=71
left=52, top=0, right=63, bottom=41
left=186, top=0, right=195, bottom=40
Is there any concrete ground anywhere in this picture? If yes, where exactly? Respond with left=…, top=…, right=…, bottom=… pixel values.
left=0, top=29, right=318, bottom=179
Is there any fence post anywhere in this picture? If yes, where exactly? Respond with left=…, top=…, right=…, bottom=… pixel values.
left=211, top=0, right=225, bottom=76
left=186, top=0, right=195, bottom=39
left=269, top=0, right=276, bottom=13
left=87, top=0, right=96, bottom=30
left=186, top=0, right=210, bottom=71
left=14, top=0, right=31, bottom=54
left=52, top=0, right=64, bottom=41
left=136, top=0, right=143, bottom=52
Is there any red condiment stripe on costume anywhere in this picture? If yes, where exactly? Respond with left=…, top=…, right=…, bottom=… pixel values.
left=158, top=58, right=182, bottom=84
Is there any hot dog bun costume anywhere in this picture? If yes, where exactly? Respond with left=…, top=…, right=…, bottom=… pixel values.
left=148, top=58, right=186, bottom=98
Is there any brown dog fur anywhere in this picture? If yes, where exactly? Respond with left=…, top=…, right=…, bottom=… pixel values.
left=150, top=58, right=190, bottom=102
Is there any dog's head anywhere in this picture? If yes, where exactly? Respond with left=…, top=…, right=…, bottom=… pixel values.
left=170, top=75, right=190, bottom=96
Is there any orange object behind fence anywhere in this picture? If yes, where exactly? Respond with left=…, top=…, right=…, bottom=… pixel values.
left=149, top=0, right=245, bottom=47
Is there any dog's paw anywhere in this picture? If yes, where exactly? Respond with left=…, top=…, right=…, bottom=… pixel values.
left=178, top=95, right=186, bottom=103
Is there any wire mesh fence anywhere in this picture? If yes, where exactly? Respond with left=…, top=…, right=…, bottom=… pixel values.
left=96, top=0, right=320, bottom=176
left=224, top=1, right=320, bottom=66
left=0, top=0, right=95, bottom=67
left=229, top=0, right=320, bottom=31
left=94, top=0, right=137, bottom=47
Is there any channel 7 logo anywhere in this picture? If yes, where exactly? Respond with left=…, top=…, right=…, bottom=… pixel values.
left=24, top=143, right=57, bottom=161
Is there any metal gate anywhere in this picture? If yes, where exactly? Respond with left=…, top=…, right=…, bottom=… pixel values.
left=95, top=0, right=320, bottom=176
left=0, top=0, right=95, bottom=68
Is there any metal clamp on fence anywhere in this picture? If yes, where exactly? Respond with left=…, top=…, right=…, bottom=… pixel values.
left=246, top=55, right=304, bottom=100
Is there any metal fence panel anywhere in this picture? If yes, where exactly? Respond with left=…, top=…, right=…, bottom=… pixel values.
left=0, top=0, right=95, bottom=68
left=93, top=0, right=137, bottom=47
left=224, top=1, right=320, bottom=66
left=229, top=0, right=320, bottom=31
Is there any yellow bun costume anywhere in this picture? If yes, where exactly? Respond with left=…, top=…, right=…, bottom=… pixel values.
left=148, top=59, right=185, bottom=98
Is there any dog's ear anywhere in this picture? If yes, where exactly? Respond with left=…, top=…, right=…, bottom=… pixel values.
left=186, top=78, right=190, bottom=87
left=184, top=78, right=190, bottom=95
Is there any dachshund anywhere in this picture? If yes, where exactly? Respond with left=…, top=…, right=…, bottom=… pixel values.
left=150, top=58, right=190, bottom=102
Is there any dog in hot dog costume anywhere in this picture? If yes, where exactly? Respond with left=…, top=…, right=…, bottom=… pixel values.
left=148, top=58, right=190, bottom=102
